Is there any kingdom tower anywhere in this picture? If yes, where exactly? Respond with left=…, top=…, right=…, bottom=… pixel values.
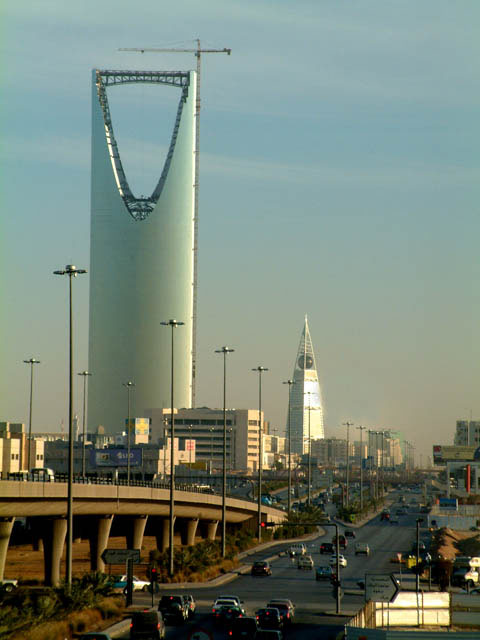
left=88, top=69, right=196, bottom=432
left=289, top=316, right=324, bottom=454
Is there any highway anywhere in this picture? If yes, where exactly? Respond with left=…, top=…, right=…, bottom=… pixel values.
left=114, top=490, right=428, bottom=639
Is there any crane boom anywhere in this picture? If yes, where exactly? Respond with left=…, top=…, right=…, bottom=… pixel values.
left=119, top=40, right=231, bottom=408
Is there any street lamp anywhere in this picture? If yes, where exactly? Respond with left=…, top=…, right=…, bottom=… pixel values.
left=123, top=381, right=135, bottom=485
left=23, top=358, right=41, bottom=471
left=283, top=380, right=295, bottom=515
left=356, top=425, right=365, bottom=512
left=160, top=319, right=184, bottom=578
left=53, top=264, right=87, bottom=586
left=342, top=422, right=353, bottom=508
left=252, top=366, right=268, bottom=542
left=215, top=346, right=234, bottom=558
left=416, top=517, right=424, bottom=593
left=78, top=371, right=92, bottom=477
left=305, top=391, right=312, bottom=507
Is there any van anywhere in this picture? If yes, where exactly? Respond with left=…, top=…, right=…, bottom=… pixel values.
left=288, top=543, right=306, bottom=557
left=30, top=468, right=54, bottom=481
left=130, top=608, right=165, bottom=639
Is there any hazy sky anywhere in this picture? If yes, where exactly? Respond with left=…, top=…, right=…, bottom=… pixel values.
left=1, top=0, right=478, bottom=463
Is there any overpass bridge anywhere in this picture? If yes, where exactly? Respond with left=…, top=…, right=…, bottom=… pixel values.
left=0, top=480, right=286, bottom=585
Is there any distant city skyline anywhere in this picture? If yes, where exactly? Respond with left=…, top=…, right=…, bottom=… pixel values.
left=1, top=1, right=479, bottom=464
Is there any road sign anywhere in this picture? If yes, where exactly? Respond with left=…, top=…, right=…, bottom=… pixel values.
left=101, top=548, right=140, bottom=564
left=365, top=573, right=399, bottom=603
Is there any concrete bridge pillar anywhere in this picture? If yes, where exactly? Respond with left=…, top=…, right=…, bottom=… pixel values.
left=39, top=517, right=67, bottom=586
left=126, top=515, right=148, bottom=551
left=206, top=520, right=218, bottom=541
left=155, top=517, right=176, bottom=552
left=88, top=515, right=113, bottom=573
left=0, top=517, right=14, bottom=581
left=180, top=518, right=199, bottom=546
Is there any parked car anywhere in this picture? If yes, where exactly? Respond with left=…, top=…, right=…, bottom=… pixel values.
left=297, top=555, right=314, bottom=570
left=158, top=595, right=188, bottom=624
left=320, top=542, right=334, bottom=554
left=355, top=542, right=370, bottom=556
left=252, top=561, right=272, bottom=576
left=315, top=565, right=333, bottom=581
left=130, top=608, right=166, bottom=639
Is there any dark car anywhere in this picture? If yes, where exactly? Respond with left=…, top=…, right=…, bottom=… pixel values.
left=320, top=542, right=334, bottom=554
left=344, top=529, right=356, bottom=538
left=266, top=600, right=294, bottom=624
left=252, top=561, right=272, bottom=576
left=227, top=616, right=258, bottom=638
left=130, top=609, right=166, bottom=640
left=332, top=535, right=347, bottom=549
left=255, top=607, right=283, bottom=631
left=316, top=565, right=333, bottom=581
left=215, top=605, right=244, bottom=626
left=158, top=595, right=187, bottom=624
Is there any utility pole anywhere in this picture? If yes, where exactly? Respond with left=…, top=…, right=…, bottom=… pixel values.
left=342, top=422, right=353, bottom=508
left=120, top=40, right=231, bottom=406
left=357, top=425, right=366, bottom=512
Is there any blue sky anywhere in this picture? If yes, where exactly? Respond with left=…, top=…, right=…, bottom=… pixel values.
left=1, top=0, right=479, bottom=463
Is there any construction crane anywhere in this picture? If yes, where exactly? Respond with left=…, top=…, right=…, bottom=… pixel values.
left=119, top=40, right=231, bottom=408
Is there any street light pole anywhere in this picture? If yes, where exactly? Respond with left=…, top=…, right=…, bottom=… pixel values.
left=356, top=425, right=365, bottom=512
left=342, top=422, right=353, bottom=508
left=416, top=517, right=424, bottom=593
left=215, top=346, right=234, bottom=559
left=160, top=319, right=184, bottom=578
left=252, top=366, right=268, bottom=542
left=53, top=264, right=87, bottom=586
left=23, top=358, right=41, bottom=471
left=305, top=391, right=312, bottom=507
left=123, top=381, right=135, bottom=485
left=283, top=380, right=295, bottom=515
left=78, top=371, right=92, bottom=477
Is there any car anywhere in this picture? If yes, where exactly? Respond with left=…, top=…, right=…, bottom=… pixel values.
left=215, top=604, right=245, bottom=626
left=252, top=561, right=272, bottom=576
left=297, top=555, right=314, bottom=570
left=332, top=534, right=347, bottom=549
left=130, top=608, right=166, bottom=639
left=227, top=615, right=258, bottom=638
left=315, top=565, right=333, bottom=581
left=255, top=607, right=283, bottom=630
left=255, top=631, right=283, bottom=640
left=0, top=579, right=18, bottom=593
left=320, top=542, right=334, bottom=554
left=113, top=575, right=150, bottom=593
left=182, top=594, right=196, bottom=618
left=380, top=510, right=390, bottom=521
left=330, top=554, right=347, bottom=568
left=30, top=467, right=55, bottom=481
left=344, top=529, right=356, bottom=538
left=213, top=598, right=246, bottom=616
left=288, top=543, right=306, bottom=557
left=355, top=542, right=370, bottom=556
left=158, top=595, right=188, bottom=624
left=219, top=594, right=244, bottom=607
left=266, top=600, right=295, bottom=624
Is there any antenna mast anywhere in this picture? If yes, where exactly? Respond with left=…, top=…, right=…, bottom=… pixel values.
left=119, top=40, right=231, bottom=407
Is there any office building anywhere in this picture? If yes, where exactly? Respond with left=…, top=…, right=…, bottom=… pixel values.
left=455, top=420, right=480, bottom=447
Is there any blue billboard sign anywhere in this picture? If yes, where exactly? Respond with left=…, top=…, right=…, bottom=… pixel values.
left=90, top=448, right=143, bottom=468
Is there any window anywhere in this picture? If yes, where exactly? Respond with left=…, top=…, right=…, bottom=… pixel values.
left=248, top=419, right=259, bottom=426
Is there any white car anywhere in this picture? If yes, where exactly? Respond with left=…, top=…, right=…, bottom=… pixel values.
left=297, top=555, right=314, bottom=570
left=212, top=598, right=246, bottom=615
left=329, top=554, right=347, bottom=568
left=115, top=574, right=150, bottom=592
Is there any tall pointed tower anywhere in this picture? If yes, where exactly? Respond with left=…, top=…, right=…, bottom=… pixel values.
left=289, top=316, right=324, bottom=454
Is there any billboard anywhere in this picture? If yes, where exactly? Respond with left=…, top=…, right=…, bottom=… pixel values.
left=90, top=448, right=143, bottom=467
left=125, top=418, right=150, bottom=435
left=433, top=445, right=477, bottom=464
